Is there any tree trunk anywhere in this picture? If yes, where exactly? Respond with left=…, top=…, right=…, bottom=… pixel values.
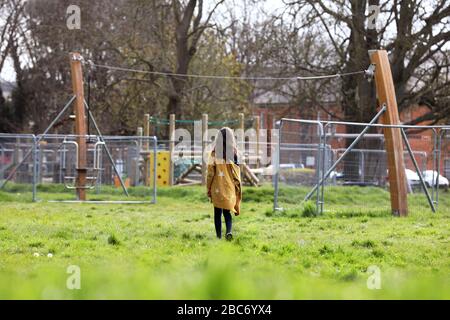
left=341, top=0, right=379, bottom=182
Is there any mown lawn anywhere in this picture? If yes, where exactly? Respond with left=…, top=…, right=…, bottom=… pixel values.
left=0, top=184, right=449, bottom=299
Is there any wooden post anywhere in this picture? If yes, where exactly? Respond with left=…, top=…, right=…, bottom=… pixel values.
left=169, top=114, right=175, bottom=186
left=144, top=114, right=150, bottom=186
left=267, top=114, right=273, bottom=159
left=238, top=113, right=245, bottom=176
left=144, top=114, right=150, bottom=149
left=136, top=127, right=143, bottom=186
left=239, top=113, right=245, bottom=148
left=255, top=115, right=261, bottom=168
left=202, top=114, right=208, bottom=185
left=70, top=52, right=87, bottom=201
left=369, top=50, right=408, bottom=216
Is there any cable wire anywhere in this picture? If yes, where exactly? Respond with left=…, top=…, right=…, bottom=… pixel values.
left=87, top=61, right=368, bottom=81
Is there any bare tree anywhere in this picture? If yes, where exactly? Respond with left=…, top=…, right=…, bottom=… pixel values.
left=127, top=0, right=225, bottom=118
left=0, top=0, right=25, bottom=74
left=0, top=0, right=28, bottom=131
left=2, top=0, right=248, bottom=134
left=275, top=0, right=450, bottom=181
left=287, top=0, right=450, bottom=125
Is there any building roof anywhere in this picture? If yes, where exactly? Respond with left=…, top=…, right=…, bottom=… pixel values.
left=250, top=76, right=340, bottom=107
left=252, top=89, right=291, bottom=105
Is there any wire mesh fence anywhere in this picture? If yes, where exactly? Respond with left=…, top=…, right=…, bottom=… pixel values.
left=0, top=134, right=38, bottom=200
left=272, top=121, right=326, bottom=211
left=274, top=118, right=449, bottom=215
left=442, top=130, right=450, bottom=178
left=0, top=134, right=157, bottom=203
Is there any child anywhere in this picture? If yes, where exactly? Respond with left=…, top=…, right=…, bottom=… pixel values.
left=206, top=127, right=242, bottom=240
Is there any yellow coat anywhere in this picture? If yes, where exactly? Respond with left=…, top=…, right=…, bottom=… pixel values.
left=206, top=153, right=242, bottom=214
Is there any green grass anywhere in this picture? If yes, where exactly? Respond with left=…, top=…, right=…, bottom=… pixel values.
left=0, top=184, right=449, bottom=299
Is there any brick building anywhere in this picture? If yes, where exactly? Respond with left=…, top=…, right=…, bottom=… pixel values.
left=252, top=93, right=450, bottom=178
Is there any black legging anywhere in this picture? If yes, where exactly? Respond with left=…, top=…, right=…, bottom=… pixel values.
left=214, top=207, right=232, bottom=239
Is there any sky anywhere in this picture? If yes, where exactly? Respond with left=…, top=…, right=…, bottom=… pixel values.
left=1, top=57, right=15, bottom=82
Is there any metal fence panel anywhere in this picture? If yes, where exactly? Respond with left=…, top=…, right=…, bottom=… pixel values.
left=274, top=118, right=447, bottom=215
left=0, top=134, right=157, bottom=204
left=273, top=120, right=328, bottom=212
left=0, top=134, right=37, bottom=201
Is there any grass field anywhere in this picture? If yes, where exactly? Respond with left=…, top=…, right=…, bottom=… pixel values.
left=0, top=184, right=449, bottom=299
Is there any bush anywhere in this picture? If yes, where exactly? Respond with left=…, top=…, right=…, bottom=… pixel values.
left=107, top=234, right=120, bottom=246
left=302, top=201, right=318, bottom=217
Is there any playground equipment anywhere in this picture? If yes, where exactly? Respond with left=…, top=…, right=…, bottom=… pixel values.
left=59, top=136, right=104, bottom=190
left=274, top=50, right=450, bottom=216
left=149, top=150, right=171, bottom=187
left=142, top=113, right=262, bottom=187
left=0, top=53, right=157, bottom=203
left=0, top=133, right=157, bottom=202
left=84, top=49, right=441, bottom=215
left=2, top=49, right=445, bottom=216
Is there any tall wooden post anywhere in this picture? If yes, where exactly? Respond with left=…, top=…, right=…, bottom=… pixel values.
left=70, top=52, right=87, bottom=201
left=255, top=115, right=261, bottom=168
left=144, top=114, right=150, bottom=149
left=201, top=114, right=209, bottom=185
left=144, top=114, right=150, bottom=186
left=370, top=50, right=408, bottom=216
left=136, top=127, right=143, bottom=186
left=238, top=113, right=245, bottom=176
left=169, top=114, right=175, bottom=186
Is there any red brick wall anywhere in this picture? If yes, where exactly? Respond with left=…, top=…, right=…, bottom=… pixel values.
left=253, top=103, right=447, bottom=175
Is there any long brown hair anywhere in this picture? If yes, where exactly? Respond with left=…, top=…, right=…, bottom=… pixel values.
left=213, top=127, right=237, bottom=163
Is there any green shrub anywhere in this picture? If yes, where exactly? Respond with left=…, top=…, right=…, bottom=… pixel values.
left=107, top=234, right=120, bottom=246
left=302, top=201, right=318, bottom=217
